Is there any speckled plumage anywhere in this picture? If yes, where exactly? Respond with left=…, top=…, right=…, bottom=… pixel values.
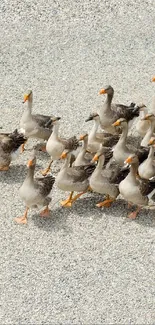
left=0, top=129, right=26, bottom=167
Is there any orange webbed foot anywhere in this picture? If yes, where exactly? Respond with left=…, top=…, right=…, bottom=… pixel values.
left=96, top=199, right=114, bottom=208
left=40, top=207, right=50, bottom=217
left=21, top=141, right=27, bottom=153
left=14, top=216, right=27, bottom=224
left=60, top=199, right=72, bottom=207
left=127, top=211, right=138, bottom=219
left=40, top=146, right=46, bottom=152
left=0, top=166, right=9, bottom=171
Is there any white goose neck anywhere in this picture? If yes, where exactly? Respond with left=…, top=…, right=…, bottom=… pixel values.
left=119, top=123, right=128, bottom=144
left=62, top=154, right=71, bottom=170
left=83, top=137, right=88, bottom=149
left=89, top=119, right=100, bottom=139
left=53, top=122, right=60, bottom=137
left=148, top=146, right=155, bottom=158
left=140, top=108, right=148, bottom=118
left=128, top=162, right=139, bottom=184
left=96, top=155, right=105, bottom=170
left=26, top=166, right=35, bottom=182
left=141, top=121, right=155, bottom=146
left=27, top=100, right=32, bottom=113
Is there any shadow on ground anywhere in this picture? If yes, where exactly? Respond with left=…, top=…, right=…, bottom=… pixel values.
left=0, top=164, right=28, bottom=184
left=31, top=194, right=155, bottom=231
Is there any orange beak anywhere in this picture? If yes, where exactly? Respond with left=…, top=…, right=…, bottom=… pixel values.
left=92, top=154, right=99, bottom=162
left=80, top=135, right=85, bottom=141
left=112, top=120, right=121, bottom=127
left=125, top=156, right=133, bottom=164
left=151, top=76, right=155, bottom=82
left=60, top=151, right=67, bottom=159
left=80, top=134, right=87, bottom=141
left=23, top=94, right=29, bottom=103
left=142, top=114, right=150, bottom=121
left=27, top=159, right=33, bottom=167
left=148, top=138, right=155, bottom=145
left=99, top=88, right=107, bottom=95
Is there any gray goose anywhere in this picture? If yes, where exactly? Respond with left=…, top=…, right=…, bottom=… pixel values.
left=0, top=129, right=27, bottom=171
left=112, top=118, right=150, bottom=166
left=72, top=133, right=93, bottom=166
left=85, top=112, right=119, bottom=153
left=89, top=146, right=129, bottom=208
left=14, top=147, right=55, bottom=224
left=119, top=154, right=155, bottom=219
left=55, top=151, right=95, bottom=207
left=98, top=85, right=144, bottom=133
left=20, top=90, right=56, bottom=151
left=138, top=137, right=155, bottom=180
left=41, top=116, right=80, bottom=176
left=140, top=114, right=155, bottom=147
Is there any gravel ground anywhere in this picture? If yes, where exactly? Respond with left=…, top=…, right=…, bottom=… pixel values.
left=0, top=0, right=155, bottom=324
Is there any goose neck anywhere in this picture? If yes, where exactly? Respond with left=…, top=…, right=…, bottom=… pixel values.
left=105, top=92, right=113, bottom=105
left=27, top=100, right=32, bottom=113
left=62, top=154, right=71, bottom=170
left=26, top=166, right=35, bottom=182
left=140, top=108, right=148, bottom=118
left=129, top=162, right=139, bottom=180
left=148, top=146, right=155, bottom=158
left=96, top=155, right=105, bottom=170
left=83, top=137, right=88, bottom=149
left=52, top=122, right=60, bottom=137
left=119, top=124, right=128, bottom=144
left=89, top=119, right=100, bottom=139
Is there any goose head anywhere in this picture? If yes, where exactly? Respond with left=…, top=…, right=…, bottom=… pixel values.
left=85, top=113, right=100, bottom=122
left=23, top=90, right=33, bottom=104
left=98, top=85, right=114, bottom=96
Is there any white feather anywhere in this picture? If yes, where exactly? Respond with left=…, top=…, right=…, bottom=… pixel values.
left=19, top=128, right=26, bottom=135
left=11, top=147, right=21, bottom=161
left=148, top=188, right=155, bottom=200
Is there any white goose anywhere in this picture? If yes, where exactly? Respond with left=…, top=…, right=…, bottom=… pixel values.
left=41, top=117, right=79, bottom=175
left=140, top=114, right=155, bottom=147
left=20, top=90, right=55, bottom=151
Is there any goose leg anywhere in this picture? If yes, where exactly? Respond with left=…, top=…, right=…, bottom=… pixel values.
left=41, top=160, right=53, bottom=176
left=68, top=186, right=91, bottom=205
left=128, top=202, right=133, bottom=209
left=40, top=206, right=50, bottom=217
left=0, top=166, right=9, bottom=171
left=21, top=140, right=27, bottom=153
left=127, top=206, right=141, bottom=219
left=61, top=192, right=74, bottom=207
left=69, top=191, right=87, bottom=203
left=96, top=195, right=115, bottom=208
left=14, top=207, right=29, bottom=224
left=39, top=145, right=46, bottom=152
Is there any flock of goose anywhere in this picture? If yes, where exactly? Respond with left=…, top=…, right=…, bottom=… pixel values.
left=1, top=80, right=155, bottom=224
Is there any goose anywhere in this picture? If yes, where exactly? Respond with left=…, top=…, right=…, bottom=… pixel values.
left=14, top=147, right=55, bottom=224
left=112, top=118, right=150, bottom=166
left=98, top=85, right=142, bottom=132
left=20, top=90, right=56, bottom=151
left=138, top=137, right=155, bottom=180
left=41, top=116, right=80, bottom=175
left=89, top=147, right=129, bottom=207
left=85, top=113, right=119, bottom=153
left=72, top=133, right=93, bottom=166
left=0, top=129, right=26, bottom=170
left=119, top=154, right=155, bottom=219
left=55, top=151, right=95, bottom=207
left=140, top=114, right=155, bottom=147
left=136, top=104, right=150, bottom=136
